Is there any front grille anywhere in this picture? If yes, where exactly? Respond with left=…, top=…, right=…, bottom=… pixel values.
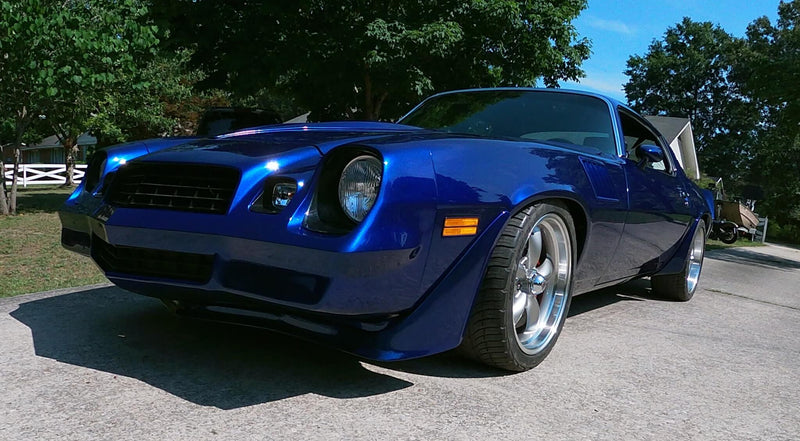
left=106, top=162, right=240, bottom=214
left=92, top=235, right=214, bottom=283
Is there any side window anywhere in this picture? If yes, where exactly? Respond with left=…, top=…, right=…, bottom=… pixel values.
left=618, top=109, right=671, bottom=172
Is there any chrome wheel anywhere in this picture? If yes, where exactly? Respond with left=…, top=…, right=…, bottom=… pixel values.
left=462, top=202, right=576, bottom=371
left=651, top=219, right=706, bottom=302
left=512, top=213, right=572, bottom=355
left=686, top=224, right=705, bottom=295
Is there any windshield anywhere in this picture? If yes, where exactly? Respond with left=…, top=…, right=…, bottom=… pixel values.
left=399, top=90, right=617, bottom=156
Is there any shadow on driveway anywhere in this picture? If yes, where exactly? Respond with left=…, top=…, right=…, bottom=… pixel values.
left=568, top=279, right=651, bottom=317
left=10, top=287, right=413, bottom=409
left=9, top=279, right=671, bottom=403
left=706, top=247, right=800, bottom=271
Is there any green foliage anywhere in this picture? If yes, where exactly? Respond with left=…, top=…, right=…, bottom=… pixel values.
left=0, top=0, right=161, bottom=188
left=88, top=49, right=207, bottom=146
left=735, top=1, right=800, bottom=227
left=151, top=0, right=591, bottom=121
left=624, top=6, right=800, bottom=231
left=234, top=89, right=303, bottom=123
left=693, top=175, right=719, bottom=191
left=768, top=221, right=800, bottom=245
left=624, top=18, right=760, bottom=184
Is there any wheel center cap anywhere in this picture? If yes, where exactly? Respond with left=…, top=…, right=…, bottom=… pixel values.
left=529, top=274, right=546, bottom=295
left=523, top=268, right=547, bottom=295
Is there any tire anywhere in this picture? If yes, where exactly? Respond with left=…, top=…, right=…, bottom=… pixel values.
left=651, top=220, right=706, bottom=301
left=461, top=201, right=575, bottom=371
left=718, top=222, right=737, bottom=244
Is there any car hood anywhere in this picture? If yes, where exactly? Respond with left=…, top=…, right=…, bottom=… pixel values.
left=135, top=122, right=421, bottom=165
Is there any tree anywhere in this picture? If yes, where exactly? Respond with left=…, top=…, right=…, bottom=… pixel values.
left=151, top=0, right=591, bottom=121
left=0, top=115, right=49, bottom=214
left=88, top=49, right=212, bottom=147
left=735, top=0, right=800, bottom=227
left=624, top=18, right=760, bottom=184
left=0, top=0, right=160, bottom=210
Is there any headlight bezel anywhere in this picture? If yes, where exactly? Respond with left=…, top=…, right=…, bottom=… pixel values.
left=304, top=147, right=384, bottom=234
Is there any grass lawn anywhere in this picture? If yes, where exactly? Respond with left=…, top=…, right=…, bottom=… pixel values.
left=0, top=186, right=105, bottom=297
left=706, top=238, right=767, bottom=251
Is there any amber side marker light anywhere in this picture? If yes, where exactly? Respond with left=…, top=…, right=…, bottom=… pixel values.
left=443, top=217, right=479, bottom=237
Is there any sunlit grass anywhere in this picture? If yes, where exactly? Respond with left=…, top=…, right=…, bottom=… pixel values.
left=0, top=186, right=105, bottom=297
left=705, top=238, right=767, bottom=251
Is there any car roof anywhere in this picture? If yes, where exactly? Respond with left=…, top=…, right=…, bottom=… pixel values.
left=426, top=87, right=624, bottom=108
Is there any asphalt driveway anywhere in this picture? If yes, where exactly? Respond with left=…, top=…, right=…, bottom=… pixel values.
left=1, top=244, right=798, bottom=440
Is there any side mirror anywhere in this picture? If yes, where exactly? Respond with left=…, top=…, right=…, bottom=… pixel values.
left=636, top=144, right=664, bottom=167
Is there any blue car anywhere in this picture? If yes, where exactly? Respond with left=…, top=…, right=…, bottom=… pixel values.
left=60, top=88, right=711, bottom=371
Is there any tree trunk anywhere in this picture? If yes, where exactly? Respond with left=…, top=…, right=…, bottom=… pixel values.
left=362, top=72, right=388, bottom=121
left=63, top=137, right=78, bottom=187
left=10, top=146, right=19, bottom=215
left=4, top=107, right=34, bottom=214
left=0, top=150, right=8, bottom=215
left=373, top=91, right=388, bottom=121
left=363, top=72, right=376, bottom=120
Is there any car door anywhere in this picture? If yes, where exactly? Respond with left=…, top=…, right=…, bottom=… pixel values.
left=599, top=108, right=695, bottom=282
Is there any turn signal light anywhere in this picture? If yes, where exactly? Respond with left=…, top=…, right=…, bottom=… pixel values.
left=443, top=217, right=479, bottom=237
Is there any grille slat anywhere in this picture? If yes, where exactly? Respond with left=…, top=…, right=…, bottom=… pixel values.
left=92, top=235, right=214, bottom=283
left=116, top=192, right=228, bottom=202
left=106, top=163, right=240, bottom=214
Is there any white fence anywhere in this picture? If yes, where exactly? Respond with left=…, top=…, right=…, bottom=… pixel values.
left=3, top=164, right=87, bottom=188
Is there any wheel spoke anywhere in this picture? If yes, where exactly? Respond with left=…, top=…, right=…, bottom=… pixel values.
left=512, top=292, right=527, bottom=325
left=528, top=227, right=542, bottom=267
left=525, top=294, right=541, bottom=330
left=516, top=260, right=528, bottom=281
left=536, top=257, right=554, bottom=280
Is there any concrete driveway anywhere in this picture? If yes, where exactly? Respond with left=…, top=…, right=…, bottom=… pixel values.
left=1, top=244, right=798, bottom=440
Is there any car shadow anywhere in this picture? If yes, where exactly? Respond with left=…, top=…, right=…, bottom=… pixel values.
left=568, top=278, right=654, bottom=317
left=9, top=287, right=412, bottom=409
left=375, top=279, right=659, bottom=378
left=9, top=280, right=669, bottom=397
left=706, top=247, right=800, bottom=270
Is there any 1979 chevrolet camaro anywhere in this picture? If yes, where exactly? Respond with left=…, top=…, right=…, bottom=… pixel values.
left=60, top=88, right=713, bottom=371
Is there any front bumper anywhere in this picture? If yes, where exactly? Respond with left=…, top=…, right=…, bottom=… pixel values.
left=59, top=202, right=509, bottom=361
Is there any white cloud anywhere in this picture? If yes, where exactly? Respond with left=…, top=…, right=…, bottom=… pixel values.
left=585, top=17, right=635, bottom=35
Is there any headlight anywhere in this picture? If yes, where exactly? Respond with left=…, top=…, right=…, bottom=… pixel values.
left=338, top=155, right=382, bottom=222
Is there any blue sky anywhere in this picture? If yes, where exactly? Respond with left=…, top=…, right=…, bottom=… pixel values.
left=561, top=0, right=782, bottom=102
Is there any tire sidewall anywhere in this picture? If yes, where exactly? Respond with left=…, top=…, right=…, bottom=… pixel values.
left=503, top=201, right=577, bottom=369
left=655, top=218, right=707, bottom=302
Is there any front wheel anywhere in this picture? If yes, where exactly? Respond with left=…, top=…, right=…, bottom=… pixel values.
left=651, top=220, right=706, bottom=301
left=461, top=202, right=575, bottom=371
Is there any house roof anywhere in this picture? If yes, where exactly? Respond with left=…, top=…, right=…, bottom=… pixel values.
left=22, top=133, right=97, bottom=151
left=284, top=112, right=310, bottom=124
left=644, top=116, right=690, bottom=143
